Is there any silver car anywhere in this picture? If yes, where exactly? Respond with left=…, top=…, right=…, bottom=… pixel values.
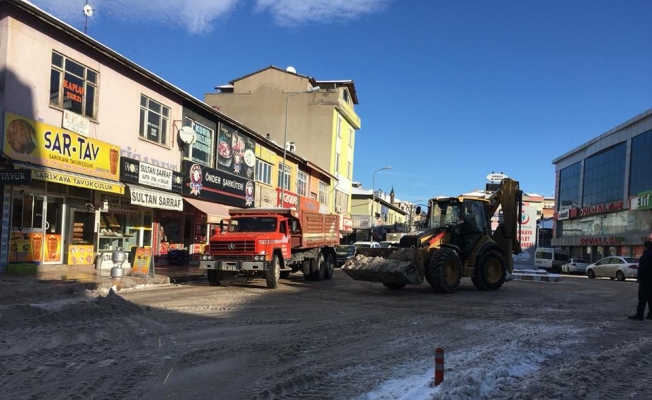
left=561, top=258, right=589, bottom=275
left=586, top=256, right=639, bottom=281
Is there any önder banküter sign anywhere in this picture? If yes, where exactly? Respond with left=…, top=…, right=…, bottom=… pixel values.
left=2, top=112, right=120, bottom=181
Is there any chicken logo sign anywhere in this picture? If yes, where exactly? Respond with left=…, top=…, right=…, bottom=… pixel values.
left=189, top=164, right=203, bottom=195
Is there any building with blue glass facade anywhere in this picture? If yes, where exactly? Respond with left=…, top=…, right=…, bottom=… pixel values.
left=552, top=108, right=652, bottom=263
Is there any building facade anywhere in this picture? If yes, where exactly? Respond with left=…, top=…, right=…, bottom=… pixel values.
left=204, top=66, right=362, bottom=223
left=552, top=108, right=652, bottom=262
left=0, top=1, right=336, bottom=271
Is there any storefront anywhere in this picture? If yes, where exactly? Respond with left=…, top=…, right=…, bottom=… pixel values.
left=1, top=112, right=123, bottom=267
left=181, top=160, right=255, bottom=260
left=118, top=157, right=184, bottom=267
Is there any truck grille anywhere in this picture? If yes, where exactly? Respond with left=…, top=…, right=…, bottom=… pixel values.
left=210, top=240, right=256, bottom=253
left=215, top=255, right=254, bottom=262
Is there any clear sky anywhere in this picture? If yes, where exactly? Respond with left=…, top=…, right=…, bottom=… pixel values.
left=30, top=0, right=652, bottom=202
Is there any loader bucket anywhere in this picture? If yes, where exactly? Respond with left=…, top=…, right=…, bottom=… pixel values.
left=341, top=247, right=424, bottom=286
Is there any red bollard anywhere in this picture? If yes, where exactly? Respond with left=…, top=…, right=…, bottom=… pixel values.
left=434, top=347, right=444, bottom=386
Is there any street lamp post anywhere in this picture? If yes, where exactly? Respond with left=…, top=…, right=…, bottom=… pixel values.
left=370, top=166, right=391, bottom=240
left=280, top=86, right=320, bottom=206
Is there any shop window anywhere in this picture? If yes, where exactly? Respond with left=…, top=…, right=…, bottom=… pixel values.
left=98, top=212, right=152, bottom=251
left=256, top=160, right=272, bottom=185
left=558, top=162, right=581, bottom=210
left=67, top=186, right=92, bottom=199
left=183, top=117, right=214, bottom=167
left=629, top=129, right=652, bottom=196
left=297, top=171, right=308, bottom=197
left=49, top=52, right=98, bottom=119
left=582, top=143, right=626, bottom=207
left=139, top=95, right=170, bottom=146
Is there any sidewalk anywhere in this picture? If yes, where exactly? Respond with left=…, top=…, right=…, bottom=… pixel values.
left=0, top=264, right=206, bottom=291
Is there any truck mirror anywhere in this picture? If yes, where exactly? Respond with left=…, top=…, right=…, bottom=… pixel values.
left=219, top=220, right=224, bottom=233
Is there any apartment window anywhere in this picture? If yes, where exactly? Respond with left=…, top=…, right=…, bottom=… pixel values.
left=183, top=117, right=214, bottom=167
left=278, top=163, right=291, bottom=190
left=629, top=129, right=652, bottom=196
left=49, top=52, right=98, bottom=119
left=337, top=117, right=342, bottom=138
left=139, top=95, right=170, bottom=146
left=256, top=160, right=272, bottom=185
left=319, top=181, right=328, bottom=205
left=347, top=161, right=352, bottom=179
left=343, top=89, right=350, bottom=104
left=335, top=153, right=340, bottom=171
left=349, top=127, right=354, bottom=147
left=297, top=171, right=309, bottom=197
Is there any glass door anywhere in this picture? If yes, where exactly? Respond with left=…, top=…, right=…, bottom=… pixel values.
left=43, top=197, right=64, bottom=264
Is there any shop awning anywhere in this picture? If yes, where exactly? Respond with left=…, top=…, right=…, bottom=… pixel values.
left=184, top=198, right=232, bottom=223
left=127, top=184, right=183, bottom=211
left=21, top=164, right=125, bottom=194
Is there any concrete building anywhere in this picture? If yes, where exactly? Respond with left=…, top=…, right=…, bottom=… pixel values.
left=350, top=186, right=408, bottom=242
left=205, top=66, right=362, bottom=223
left=552, top=108, right=652, bottom=262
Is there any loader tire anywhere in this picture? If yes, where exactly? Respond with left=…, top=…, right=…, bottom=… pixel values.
left=383, top=282, right=406, bottom=290
left=324, top=252, right=335, bottom=280
left=266, top=255, right=281, bottom=289
left=207, top=270, right=222, bottom=287
left=473, top=250, right=507, bottom=291
left=427, top=248, right=462, bottom=294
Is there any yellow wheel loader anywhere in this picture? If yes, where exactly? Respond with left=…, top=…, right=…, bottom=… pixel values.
left=342, top=178, right=523, bottom=293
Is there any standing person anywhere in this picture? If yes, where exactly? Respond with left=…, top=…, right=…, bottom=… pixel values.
left=629, top=240, right=652, bottom=320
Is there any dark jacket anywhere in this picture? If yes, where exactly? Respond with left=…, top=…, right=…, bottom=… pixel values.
left=638, top=249, right=652, bottom=285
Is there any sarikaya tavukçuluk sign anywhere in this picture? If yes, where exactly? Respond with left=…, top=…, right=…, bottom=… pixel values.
left=121, top=157, right=182, bottom=193
left=129, top=186, right=183, bottom=211
left=182, top=160, right=254, bottom=208
left=2, top=112, right=120, bottom=181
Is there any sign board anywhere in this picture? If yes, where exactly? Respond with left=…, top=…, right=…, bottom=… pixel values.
left=557, top=209, right=570, bottom=220
left=129, top=186, right=183, bottom=211
left=121, top=157, right=182, bottom=192
left=3, top=112, right=120, bottom=180
left=183, top=160, right=254, bottom=208
left=131, top=247, right=153, bottom=276
left=276, top=188, right=299, bottom=209
left=486, top=173, right=509, bottom=182
left=0, top=169, right=31, bottom=185
left=62, top=110, right=90, bottom=136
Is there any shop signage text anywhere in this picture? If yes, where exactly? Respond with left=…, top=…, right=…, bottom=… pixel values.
left=62, top=110, right=90, bottom=136
left=557, top=209, right=569, bottom=220
left=637, top=190, right=652, bottom=211
left=276, top=188, right=299, bottom=209
left=129, top=187, right=182, bottom=211
left=578, top=201, right=623, bottom=217
left=579, top=236, right=625, bottom=246
left=3, top=112, right=120, bottom=180
left=33, top=169, right=124, bottom=194
left=121, top=157, right=182, bottom=192
left=0, top=169, right=31, bottom=185
left=183, top=160, right=254, bottom=208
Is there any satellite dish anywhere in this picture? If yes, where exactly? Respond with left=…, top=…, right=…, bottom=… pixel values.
left=178, top=126, right=197, bottom=145
left=285, top=66, right=297, bottom=74
left=83, top=4, right=93, bottom=17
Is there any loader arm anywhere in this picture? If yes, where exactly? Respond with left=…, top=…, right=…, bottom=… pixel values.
left=487, top=178, right=523, bottom=273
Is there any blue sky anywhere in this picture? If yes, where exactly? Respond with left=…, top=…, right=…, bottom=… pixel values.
left=31, top=0, right=652, bottom=202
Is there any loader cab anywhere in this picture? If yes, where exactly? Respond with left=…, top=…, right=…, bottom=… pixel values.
left=461, top=199, right=489, bottom=254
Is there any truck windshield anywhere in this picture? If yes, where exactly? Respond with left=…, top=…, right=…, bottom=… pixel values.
left=429, top=201, right=461, bottom=228
left=231, top=217, right=278, bottom=232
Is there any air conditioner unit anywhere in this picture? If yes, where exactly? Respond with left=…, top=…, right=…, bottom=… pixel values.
left=336, top=205, right=342, bottom=213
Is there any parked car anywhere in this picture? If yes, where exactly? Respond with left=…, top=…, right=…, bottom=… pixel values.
left=586, top=256, right=639, bottom=281
left=335, top=245, right=357, bottom=267
left=353, top=241, right=381, bottom=249
left=379, top=240, right=400, bottom=248
left=561, top=258, right=589, bottom=275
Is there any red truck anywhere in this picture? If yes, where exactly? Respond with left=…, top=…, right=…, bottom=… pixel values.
left=199, top=208, right=340, bottom=288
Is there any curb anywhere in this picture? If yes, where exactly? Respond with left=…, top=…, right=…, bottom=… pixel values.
left=511, top=273, right=564, bottom=283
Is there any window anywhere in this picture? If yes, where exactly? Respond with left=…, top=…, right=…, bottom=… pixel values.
left=278, top=163, right=291, bottom=190
left=629, top=129, right=652, bottom=196
left=335, top=153, right=340, bottom=172
left=49, top=52, right=98, bottom=119
left=337, top=117, right=342, bottom=138
left=349, top=128, right=354, bottom=147
left=347, top=161, right=352, bottom=179
left=183, top=117, right=214, bottom=167
left=297, top=171, right=308, bottom=197
left=558, top=162, right=581, bottom=210
left=582, top=143, right=626, bottom=207
left=319, top=181, right=328, bottom=205
left=343, top=89, right=350, bottom=104
left=256, top=160, right=272, bottom=185
left=139, top=95, right=170, bottom=146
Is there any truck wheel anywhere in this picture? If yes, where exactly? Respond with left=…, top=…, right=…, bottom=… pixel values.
left=207, top=270, right=222, bottom=287
left=266, top=255, right=281, bottom=289
left=309, top=253, right=326, bottom=281
left=324, top=252, right=335, bottom=280
left=473, top=250, right=507, bottom=291
left=427, top=248, right=462, bottom=293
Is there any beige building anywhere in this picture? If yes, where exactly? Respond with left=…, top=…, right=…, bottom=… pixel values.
left=204, top=66, right=362, bottom=217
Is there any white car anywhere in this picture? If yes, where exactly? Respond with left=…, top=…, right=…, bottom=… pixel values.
left=353, top=241, right=381, bottom=249
left=586, top=256, right=638, bottom=281
left=561, top=258, right=589, bottom=275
